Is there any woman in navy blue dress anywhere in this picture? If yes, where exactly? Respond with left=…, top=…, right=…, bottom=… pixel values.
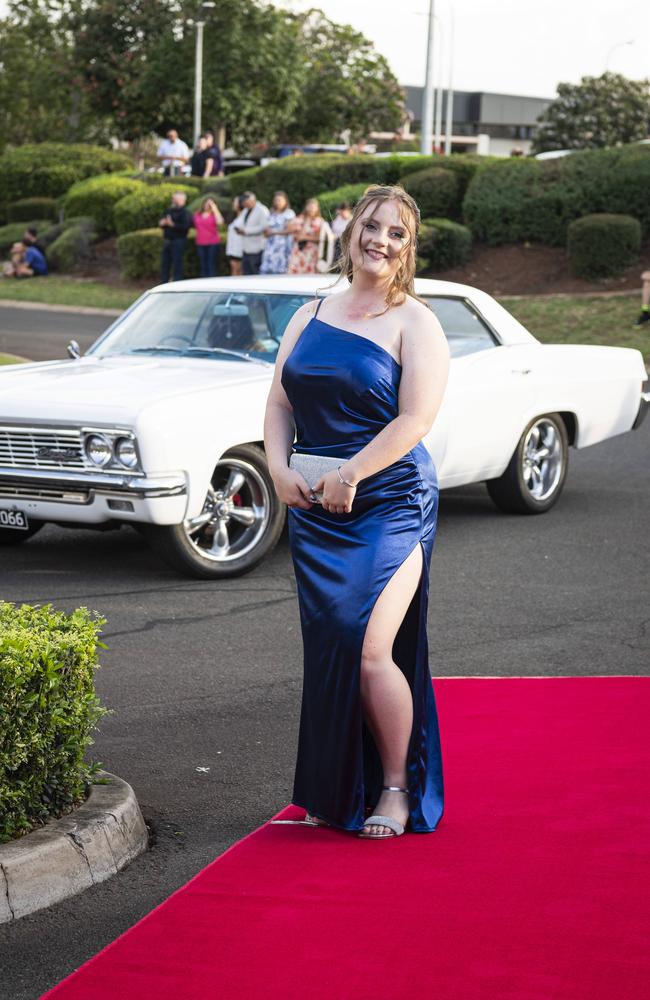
left=263, top=185, right=450, bottom=839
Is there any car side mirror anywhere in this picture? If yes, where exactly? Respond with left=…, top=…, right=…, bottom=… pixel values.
left=67, top=340, right=81, bottom=359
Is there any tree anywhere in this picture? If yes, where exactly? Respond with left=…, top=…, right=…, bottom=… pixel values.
left=532, top=72, right=650, bottom=153
left=283, top=9, right=405, bottom=144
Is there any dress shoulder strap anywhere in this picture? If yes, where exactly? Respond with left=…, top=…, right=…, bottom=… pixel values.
left=312, top=297, right=324, bottom=318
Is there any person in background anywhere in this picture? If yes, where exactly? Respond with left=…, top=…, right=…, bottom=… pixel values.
left=157, top=128, right=190, bottom=177
left=633, top=270, right=650, bottom=327
left=158, top=191, right=192, bottom=282
left=190, top=136, right=208, bottom=177
left=202, top=130, right=224, bottom=179
left=330, top=201, right=353, bottom=264
left=226, top=196, right=245, bottom=276
left=236, top=191, right=270, bottom=275
left=287, top=198, right=326, bottom=274
left=2, top=241, right=48, bottom=277
left=260, top=190, right=295, bottom=274
left=23, top=227, right=48, bottom=262
left=193, top=196, right=224, bottom=278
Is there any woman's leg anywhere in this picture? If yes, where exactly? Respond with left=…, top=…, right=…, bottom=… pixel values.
left=359, top=543, right=424, bottom=835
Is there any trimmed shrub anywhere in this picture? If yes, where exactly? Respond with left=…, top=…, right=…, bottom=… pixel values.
left=113, top=184, right=196, bottom=236
left=47, top=217, right=97, bottom=272
left=116, top=227, right=229, bottom=280
left=315, top=183, right=369, bottom=220
left=463, top=143, right=650, bottom=247
left=6, top=197, right=58, bottom=223
left=400, top=168, right=460, bottom=220
left=0, top=143, right=131, bottom=204
left=0, top=601, right=110, bottom=843
left=63, top=175, right=146, bottom=236
left=567, top=213, right=641, bottom=279
left=0, top=220, right=52, bottom=256
left=418, top=217, right=473, bottom=270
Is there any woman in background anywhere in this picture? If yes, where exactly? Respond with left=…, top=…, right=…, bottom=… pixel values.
left=287, top=198, right=327, bottom=274
left=193, top=197, right=224, bottom=278
left=260, top=191, right=296, bottom=274
left=225, top=196, right=245, bottom=276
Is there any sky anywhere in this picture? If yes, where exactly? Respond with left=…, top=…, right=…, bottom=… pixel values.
left=284, top=0, right=650, bottom=99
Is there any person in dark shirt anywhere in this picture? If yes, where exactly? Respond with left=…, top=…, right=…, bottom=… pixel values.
left=23, top=227, right=48, bottom=260
left=202, top=131, right=224, bottom=178
left=158, top=192, right=193, bottom=282
left=190, top=137, right=208, bottom=177
left=2, top=241, right=48, bottom=277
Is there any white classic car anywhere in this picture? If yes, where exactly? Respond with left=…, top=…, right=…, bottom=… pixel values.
left=1, top=275, right=648, bottom=578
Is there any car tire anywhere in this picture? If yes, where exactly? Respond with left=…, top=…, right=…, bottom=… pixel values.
left=0, top=520, right=44, bottom=545
left=141, top=443, right=286, bottom=578
left=485, top=413, right=569, bottom=514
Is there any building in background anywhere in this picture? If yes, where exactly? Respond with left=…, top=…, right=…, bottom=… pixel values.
left=399, top=86, right=553, bottom=156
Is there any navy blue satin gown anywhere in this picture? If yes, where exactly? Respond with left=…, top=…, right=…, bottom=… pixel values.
left=280, top=300, right=444, bottom=833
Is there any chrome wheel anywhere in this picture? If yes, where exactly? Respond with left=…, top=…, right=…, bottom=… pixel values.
left=521, top=418, right=563, bottom=502
left=183, top=457, right=271, bottom=564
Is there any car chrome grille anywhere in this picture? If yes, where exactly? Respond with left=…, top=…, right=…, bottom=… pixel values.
left=0, top=426, right=85, bottom=470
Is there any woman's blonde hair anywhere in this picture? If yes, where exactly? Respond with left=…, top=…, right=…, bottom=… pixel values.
left=335, top=184, right=422, bottom=314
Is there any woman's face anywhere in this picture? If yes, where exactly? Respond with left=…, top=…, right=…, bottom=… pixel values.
left=349, top=199, right=410, bottom=280
left=273, top=193, right=287, bottom=211
left=304, top=199, right=318, bottom=217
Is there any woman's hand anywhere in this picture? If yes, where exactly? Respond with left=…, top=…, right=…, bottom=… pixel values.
left=273, top=468, right=315, bottom=510
left=312, top=469, right=357, bottom=514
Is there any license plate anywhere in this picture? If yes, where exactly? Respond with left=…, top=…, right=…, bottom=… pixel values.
left=0, top=507, right=29, bottom=530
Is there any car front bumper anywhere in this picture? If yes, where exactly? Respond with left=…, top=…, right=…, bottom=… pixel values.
left=0, top=467, right=188, bottom=525
left=631, top=383, right=650, bottom=431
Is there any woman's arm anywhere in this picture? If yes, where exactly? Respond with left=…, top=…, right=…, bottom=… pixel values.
left=313, top=301, right=450, bottom=510
left=263, top=300, right=322, bottom=509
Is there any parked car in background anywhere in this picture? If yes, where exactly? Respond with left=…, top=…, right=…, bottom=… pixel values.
left=0, top=276, right=647, bottom=578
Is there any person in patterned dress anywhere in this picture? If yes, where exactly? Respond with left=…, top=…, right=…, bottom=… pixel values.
left=287, top=199, right=328, bottom=274
left=260, top=191, right=296, bottom=274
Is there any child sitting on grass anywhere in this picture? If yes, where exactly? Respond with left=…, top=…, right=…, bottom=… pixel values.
left=2, top=240, right=48, bottom=278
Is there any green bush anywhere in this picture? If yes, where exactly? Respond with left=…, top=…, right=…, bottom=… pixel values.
left=313, top=183, right=368, bottom=220
left=116, top=226, right=229, bottom=280
left=418, top=217, right=473, bottom=270
left=6, top=197, right=58, bottom=223
left=47, top=218, right=97, bottom=272
left=400, top=168, right=460, bottom=220
left=113, top=184, right=196, bottom=236
left=63, top=175, right=146, bottom=236
left=566, top=213, right=641, bottom=279
left=463, top=143, right=650, bottom=246
left=0, top=219, right=52, bottom=256
left=0, top=143, right=131, bottom=205
left=0, top=601, right=110, bottom=843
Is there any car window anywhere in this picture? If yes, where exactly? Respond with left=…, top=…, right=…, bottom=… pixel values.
left=91, top=292, right=314, bottom=361
left=423, top=297, right=497, bottom=357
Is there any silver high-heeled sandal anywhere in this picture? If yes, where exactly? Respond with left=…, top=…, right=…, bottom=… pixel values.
left=358, top=786, right=410, bottom=839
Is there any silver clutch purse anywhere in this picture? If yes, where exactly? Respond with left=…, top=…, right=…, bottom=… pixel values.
left=289, top=451, right=346, bottom=502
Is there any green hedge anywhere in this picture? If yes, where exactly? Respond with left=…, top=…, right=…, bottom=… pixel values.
left=400, top=168, right=460, bottom=220
left=116, top=227, right=229, bottom=280
left=47, top=217, right=97, bottom=272
left=463, top=144, right=650, bottom=246
left=0, top=219, right=53, bottom=256
left=566, top=213, right=641, bottom=279
left=63, top=175, right=146, bottom=236
left=315, top=183, right=369, bottom=220
left=113, top=184, right=196, bottom=236
left=6, top=197, right=58, bottom=223
left=0, top=601, right=110, bottom=843
left=0, top=143, right=131, bottom=205
left=418, top=217, right=473, bottom=270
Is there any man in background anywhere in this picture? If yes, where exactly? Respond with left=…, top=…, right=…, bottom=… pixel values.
left=236, top=191, right=269, bottom=275
left=157, top=128, right=190, bottom=177
left=159, top=191, right=192, bottom=282
left=202, top=130, right=224, bottom=179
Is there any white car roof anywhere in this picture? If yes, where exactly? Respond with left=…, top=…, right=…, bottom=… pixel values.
left=146, top=274, right=537, bottom=347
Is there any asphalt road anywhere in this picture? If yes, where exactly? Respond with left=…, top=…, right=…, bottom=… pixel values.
left=0, top=303, right=113, bottom=361
left=0, top=307, right=649, bottom=998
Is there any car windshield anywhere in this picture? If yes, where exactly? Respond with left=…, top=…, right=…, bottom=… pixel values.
left=89, top=291, right=315, bottom=363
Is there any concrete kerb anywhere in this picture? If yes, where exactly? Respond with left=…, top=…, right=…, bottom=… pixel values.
left=0, top=770, right=148, bottom=922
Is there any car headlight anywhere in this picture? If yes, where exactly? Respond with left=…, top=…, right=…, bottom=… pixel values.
left=115, top=436, right=139, bottom=469
left=85, top=434, right=112, bottom=467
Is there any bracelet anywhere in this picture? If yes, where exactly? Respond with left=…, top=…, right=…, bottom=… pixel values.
left=337, top=465, right=356, bottom=488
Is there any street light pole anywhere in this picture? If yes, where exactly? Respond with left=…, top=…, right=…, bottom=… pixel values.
left=444, top=3, right=455, bottom=156
left=193, top=2, right=215, bottom=147
left=420, top=0, right=435, bottom=155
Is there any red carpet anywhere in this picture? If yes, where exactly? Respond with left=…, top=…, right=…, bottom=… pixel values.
left=43, top=678, right=650, bottom=1000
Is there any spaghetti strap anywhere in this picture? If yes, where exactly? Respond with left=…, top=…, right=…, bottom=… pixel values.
left=313, top=297, right=324, bottom=318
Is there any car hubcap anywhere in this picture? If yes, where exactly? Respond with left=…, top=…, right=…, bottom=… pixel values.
left=521, top=418, right=563, bottom=501
left=183, top=458, right=271, bottom=562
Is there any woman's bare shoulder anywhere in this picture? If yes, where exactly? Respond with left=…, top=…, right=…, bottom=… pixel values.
left=400, top=295, right=449, bottom=357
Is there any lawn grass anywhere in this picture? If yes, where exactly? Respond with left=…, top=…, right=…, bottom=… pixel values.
left=500, top=292, right=650, bottom=368
left=0, top=277, right=139, bottom=311
left=0, top=353, right=29, bottom=365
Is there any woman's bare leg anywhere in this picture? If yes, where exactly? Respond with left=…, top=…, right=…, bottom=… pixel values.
left=359, top=543, right=423, bottom=835
left=641, top=271, right=650, bottom=307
